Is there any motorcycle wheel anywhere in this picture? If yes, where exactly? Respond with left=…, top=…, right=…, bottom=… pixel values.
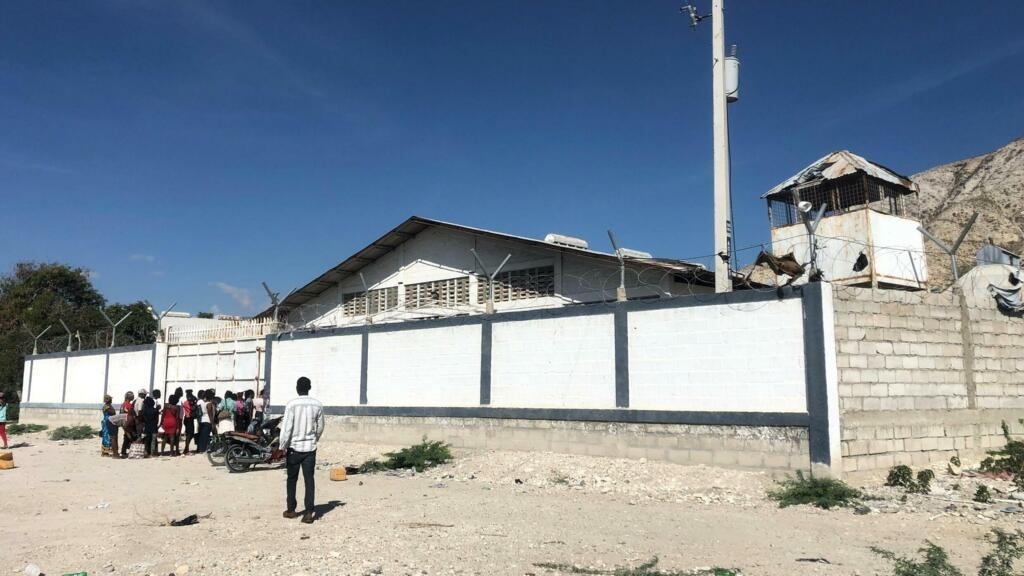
left=225, top=445, right=252, bottom=473
left=207, top=436, right=227, bottom=467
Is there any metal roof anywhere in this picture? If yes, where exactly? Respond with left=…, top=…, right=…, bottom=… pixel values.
left=257, top=216, right=710, bottom=319
left=762, top=150, right=917, bottom=199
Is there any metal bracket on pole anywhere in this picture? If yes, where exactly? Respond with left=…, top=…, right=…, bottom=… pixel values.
left=58, top=319, right=74, bottom=352
left=99, top=308, right=132, bottom=349
left=358, top=273, right=373, bottom=325
left=144, top=300, right=177, bottom=342
left=261, top=282, right=281, bottom=324
left=792, top=190, right=827, bottom=281
left=918, top=212, right=978, bottom=290
left=607, top=230, right=628, bottom=302
left=470, top=249, right=511, bottom=314
left=26, top=324, right=52, bottom=355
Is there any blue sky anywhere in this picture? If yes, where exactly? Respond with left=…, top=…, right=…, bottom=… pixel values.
left=2, top=1, right=1022, bottom=316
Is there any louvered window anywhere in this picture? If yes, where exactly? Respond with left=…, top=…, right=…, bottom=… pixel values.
left=342, top=287, right=398, bottom=316
left=478, top=266, right=555, bottom=302
left=406, top=277, right=470, bottom=309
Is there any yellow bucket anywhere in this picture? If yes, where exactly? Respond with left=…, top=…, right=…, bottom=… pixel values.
left=330, top=468, right=347, bottom=481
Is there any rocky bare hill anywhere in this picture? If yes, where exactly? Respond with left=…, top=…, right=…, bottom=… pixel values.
left=911, top=136, right=1024, bottom=288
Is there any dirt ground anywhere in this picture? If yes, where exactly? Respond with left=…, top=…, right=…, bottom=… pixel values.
left=2, top=430, right=1023, bottom=576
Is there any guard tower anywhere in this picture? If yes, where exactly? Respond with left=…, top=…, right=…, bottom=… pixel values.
left=763, top=150, right=928, bottom=289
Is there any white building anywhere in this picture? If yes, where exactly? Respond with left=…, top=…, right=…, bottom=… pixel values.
left=763, top=150, right=928, bottom=289
left=261, top=216, right=715, bottom=328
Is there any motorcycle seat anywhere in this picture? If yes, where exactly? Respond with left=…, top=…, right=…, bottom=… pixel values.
left=225, top=432, right=260, bottom=440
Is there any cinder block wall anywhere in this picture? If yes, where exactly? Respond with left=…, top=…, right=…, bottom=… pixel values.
left=324, top=416, right=810, bottom=472
left=833, top=286, right=1024, bottom=475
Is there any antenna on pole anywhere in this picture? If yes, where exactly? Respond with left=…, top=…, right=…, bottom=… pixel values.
left=98, top=307, right=132, bottom=349
left=607, top=230, right=627, bottom=302
left=58, top=319, right=73, bottom=352
left=919, top=212, right=979, bottom=290
left=261, top=281, right=281, bottom=324
left=470, top=249, right=512, bottom=314
left=680, top=4, right=709, bottom=29
left=26, top=324, right=52, bottom=355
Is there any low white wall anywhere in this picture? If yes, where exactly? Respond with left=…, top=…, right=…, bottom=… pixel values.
left=65, top=353, right=106, bottom=404
left=367, top=325, right=482, bottom=407
left=491, top=315, right=615, bottom=408
left=24, top=356, right=64, bottom=403
left=22, top=347, right=153, bottom=404
left=107, top=350, right=152, bottom=398
left=270, top=336, right=361, bottom=408
left=628, top=299, right=807, bottom=412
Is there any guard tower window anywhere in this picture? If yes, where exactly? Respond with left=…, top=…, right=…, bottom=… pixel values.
left=767, top=174, right=913, bottom=229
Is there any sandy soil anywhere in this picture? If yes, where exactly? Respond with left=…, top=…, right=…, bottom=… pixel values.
left=2, top=430, right=1023, bottom=576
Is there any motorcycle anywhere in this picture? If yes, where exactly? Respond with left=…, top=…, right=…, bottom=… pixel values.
left=223, top=416, right=285, bottom=473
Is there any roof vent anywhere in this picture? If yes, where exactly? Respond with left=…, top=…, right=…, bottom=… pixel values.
left=544, top=233, right=589, bottom=250
left=618, top=248, right=653, bottom=259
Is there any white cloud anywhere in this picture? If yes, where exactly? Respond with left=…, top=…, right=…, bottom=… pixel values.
left=211, top=281, right=253, bottom=310
left=130, top=254, right=156, bottom=263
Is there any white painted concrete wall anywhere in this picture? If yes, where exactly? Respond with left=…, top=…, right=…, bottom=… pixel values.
left=270, top=335, right=361, bottom=408
left=107, top=350, right=153, bottom=399
left=367, top=325, right=482, bottom=407
left=65, top=353, right=107, bottom=404
left=869, top=211, right=928, bottom=287
left=628, top=299, right=807, bottom=412
left=772, top=209, right=926, bottom=288
left=22, top=348, right=153, bottom=404
left=24, top=357, right=64, bottom=403
left=491, top=315, right=616, bottom=408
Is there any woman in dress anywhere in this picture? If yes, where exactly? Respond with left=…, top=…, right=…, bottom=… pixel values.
left=120, top=391, right=136, bottom=458
left=159, top=394, right=182, bottom=456
left=101, top=394, right=117, bottom=457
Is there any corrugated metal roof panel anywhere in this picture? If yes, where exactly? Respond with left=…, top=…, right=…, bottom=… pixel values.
left=762, top=150, right=916, bottom=199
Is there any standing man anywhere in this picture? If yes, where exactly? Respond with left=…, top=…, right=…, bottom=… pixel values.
left=279, top=376, right=325, bottom=524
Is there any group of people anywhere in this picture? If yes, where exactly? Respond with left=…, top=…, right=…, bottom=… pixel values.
left=100, top=386, right=268, bottom=458
left=98, top=376, right=326, bottom=525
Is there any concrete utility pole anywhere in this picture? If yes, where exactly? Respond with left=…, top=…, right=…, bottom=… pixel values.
left=711, top=0, right=731, bottom=293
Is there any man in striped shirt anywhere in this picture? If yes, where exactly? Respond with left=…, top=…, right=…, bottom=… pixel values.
left=280, top=376, right=326, bottom=524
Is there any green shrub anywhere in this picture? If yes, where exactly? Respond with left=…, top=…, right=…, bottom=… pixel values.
left=974, top=485, right=993, bottom=503
left=887, top=465, right=915, bottom=488
left=978, top=529, right=1024, bottom=576
left=915, top=470, right=936, bottom=494
left=6, top=423, right=48, bottom=435
left=49, top=425, right=99, bottom=441
left=357, top=436, right=452, bottom=473
left=872, top=542, right=964, bottom=576
left=874, top=529, right=1024, bottom=576
left=980, top=420, right=1024, bottom=490
left=886, top=465, right=936, bottom=494
left=768, top=470, right=862, bottom=509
